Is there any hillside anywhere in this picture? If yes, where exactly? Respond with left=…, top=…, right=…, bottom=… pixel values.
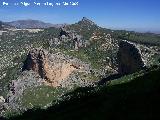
left=0, top=17, right=160, bottom=118
left=6, top=66, right=160, bottom=120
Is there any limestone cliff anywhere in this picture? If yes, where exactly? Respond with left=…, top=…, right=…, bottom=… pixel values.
left=22, top=49, right=48, bottom=79
left=117, top=40, right=145, bottom=75
left=22, top=48, right=91, bottom=87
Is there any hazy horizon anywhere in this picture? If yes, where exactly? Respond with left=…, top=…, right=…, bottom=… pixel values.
left=1, top=18, right=159, bottom=34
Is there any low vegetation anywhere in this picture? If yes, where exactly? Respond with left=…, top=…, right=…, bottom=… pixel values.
left=6, top=66, right=160, bottom=120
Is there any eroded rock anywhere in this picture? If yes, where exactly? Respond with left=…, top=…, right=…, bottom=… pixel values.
left=59, top=27, right=84, bottom=50
left=22, top=48, right=91, bottom=87
left=117, top=40, right=145, bottom=75
left=22, top=48, right=48, bottom=79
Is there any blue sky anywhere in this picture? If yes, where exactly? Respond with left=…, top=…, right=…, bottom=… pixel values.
left=0, top=0, right=160, bottom=32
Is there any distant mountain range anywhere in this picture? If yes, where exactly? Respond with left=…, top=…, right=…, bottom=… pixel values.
left=0, top=21, right=15, bottom=30
left=0, top=17, right=97, bottom=30
left=1, top=18, right=160, bottom=34
left=4, top=19, right=66, bottom=29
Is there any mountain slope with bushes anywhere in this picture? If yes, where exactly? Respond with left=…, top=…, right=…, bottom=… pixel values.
left=6, top=66, right=160, bottom=120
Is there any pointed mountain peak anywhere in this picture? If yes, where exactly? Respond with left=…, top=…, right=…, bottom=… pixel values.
left=82, top=17, right=90, bottom=21
left=78, top=17, right=96, bottom=26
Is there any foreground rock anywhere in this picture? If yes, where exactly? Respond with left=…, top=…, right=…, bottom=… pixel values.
left=117, top=40, right=145, bottom=75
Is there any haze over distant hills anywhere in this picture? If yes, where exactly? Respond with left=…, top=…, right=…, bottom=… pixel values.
left=5, top=19, right=66, bottom=29
left=0, top=18, right=159, bottom=34
left=1, top=17, right=160, bottom=34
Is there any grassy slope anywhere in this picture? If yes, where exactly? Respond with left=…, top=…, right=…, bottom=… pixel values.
left=7, top=66, right=160, bottom=120
left=21, top=86, right=68, bottom=109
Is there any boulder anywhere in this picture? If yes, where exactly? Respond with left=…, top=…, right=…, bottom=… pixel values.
left=117, top=40, right=145, bottom=75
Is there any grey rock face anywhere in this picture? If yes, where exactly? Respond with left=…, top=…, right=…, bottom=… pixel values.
left=136, top=44, right=160, bottom=66
left=78, top=17, right=96, bottom=26
left=59, top=27, right=84, bottom=50
left=22, top=48, right=48, bottom=79
left=117, top=40, right=145, bottom=75
left=22, top=48, right=94, bottom=87
left=59, top=27, right=70, bottom=38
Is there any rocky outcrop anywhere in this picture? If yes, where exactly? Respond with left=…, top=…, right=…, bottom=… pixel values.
left=22, top=48, right=92, bottom=87
left=117, top=40, right=145, bottom=75
left=78, top=17, right=96, bottom=26
left=136, top=44, right=160, bottom=66
left=23, top=48, right=65, bottom=87
left=22, top=48, right=48, bottom=79
left=59, top=27, right=83, bottom=50
left=59, top=27, right=70, bottom=38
